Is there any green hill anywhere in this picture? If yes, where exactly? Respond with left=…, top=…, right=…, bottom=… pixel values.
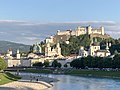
left=0, top=41, right=30, bottom=54
left=60, top=34, right=120, bottom=56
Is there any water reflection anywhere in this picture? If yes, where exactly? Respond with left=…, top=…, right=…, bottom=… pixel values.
left=46, top=75, right=120, bottom=90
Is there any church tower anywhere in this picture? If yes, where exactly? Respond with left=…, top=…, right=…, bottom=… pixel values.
left=106, top=43, right=109, bottom=52
left=100, top=26, right=105, bottom=35
left=56, top=43, right=61, bottom=56
left=16, top=49, right=21, bottom=59
left=45, top=42, right=51, bottom=56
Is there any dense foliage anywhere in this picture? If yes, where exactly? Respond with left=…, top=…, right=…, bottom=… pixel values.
left=61, top=35, right=120, bottom=56
left=61, top=34, right=91, bottom=56
left=30, top=34, right=120, bottom=56
left=52, top=60, right=62, bottom=68
left=33, top=62, right=44, bottom=67
left=70, top=55, right=120, bottom=69
left=0, top=58, right=7, bottom=71
left=100, top=38, right=120, bottom=55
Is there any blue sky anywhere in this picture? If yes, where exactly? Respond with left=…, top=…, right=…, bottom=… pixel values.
left=0, top=0, right=120, bottom=44
left=0, top=0, right=119, bottom=22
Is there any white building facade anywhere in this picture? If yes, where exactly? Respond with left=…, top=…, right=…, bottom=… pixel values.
left=79, top=43, right=111, bottom=57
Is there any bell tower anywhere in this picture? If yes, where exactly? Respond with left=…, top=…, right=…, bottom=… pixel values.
left=16, top=49, right=21, bottom=59
left=56, top=43, right=61, bottom=56
left=45, top=42, right=51, bottom=56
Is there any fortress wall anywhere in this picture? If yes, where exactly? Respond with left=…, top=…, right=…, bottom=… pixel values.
left=91, top=29, right=102, bottom=34
left=90, top=34, right=111, bottom=39
left=57, top=31, right=70, bottom=35
left=71, top=31, right=76, bottom=35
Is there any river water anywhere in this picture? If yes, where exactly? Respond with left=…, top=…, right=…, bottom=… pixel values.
left=20, top=73, right=120, bottom=90
left=45, top=74, right=120, bottom=90
left=1, top=72, right=120, bottom=90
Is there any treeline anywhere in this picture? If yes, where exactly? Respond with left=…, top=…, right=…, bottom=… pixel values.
left=33, top=60, right=62, bottom=68
left=70, top=55, right=120, bottom=69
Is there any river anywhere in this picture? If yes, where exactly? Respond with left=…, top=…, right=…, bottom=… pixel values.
left=20, top=73, right=120, bottom=90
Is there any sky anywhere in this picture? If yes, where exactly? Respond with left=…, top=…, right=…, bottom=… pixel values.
left=0, top=0, right=120, bottom=45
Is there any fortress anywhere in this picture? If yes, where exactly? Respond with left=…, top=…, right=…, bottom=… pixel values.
left=57, top=25, right=105, bottom=36
left=45, top=25, right=110, bottom=44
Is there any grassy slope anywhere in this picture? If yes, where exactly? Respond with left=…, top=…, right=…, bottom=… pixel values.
left=0, top=72, right=21, bottom=85
left=25, top=69, right=53, bottom=74
left=25, top=69, right=120, bottom=78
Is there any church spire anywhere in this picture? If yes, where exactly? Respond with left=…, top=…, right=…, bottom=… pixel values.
left=106, top=43, right=109, bottom=51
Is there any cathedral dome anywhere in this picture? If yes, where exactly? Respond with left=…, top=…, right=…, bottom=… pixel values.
left=33, top=43, right=42, bottom=53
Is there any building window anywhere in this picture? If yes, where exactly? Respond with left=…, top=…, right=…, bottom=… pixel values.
left=92, top=52, right=93, bottom=55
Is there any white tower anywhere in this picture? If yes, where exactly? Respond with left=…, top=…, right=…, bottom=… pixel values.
left=87, top=25, right=92, bottom=34
left=45, top=42, right=51, bottom=56
left=56, top=43, right=61, bottom=56
left=109, top=42, right=112, bottom=47
left=100, top=26, right=105, bottom=35
left=16, top=49, right=21, bottom=59
left=106, top=43, right=109, bottom=51
left=6, top=48, right=12, bottom=57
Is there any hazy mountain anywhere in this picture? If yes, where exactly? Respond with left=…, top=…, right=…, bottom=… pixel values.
left=0, top=41, right=30, bottom=54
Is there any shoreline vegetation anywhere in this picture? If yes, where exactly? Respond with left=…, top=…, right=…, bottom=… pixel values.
left=25, top=68, right=120, bottom=79
left=65, top=69, right=120, bottom=79
left=0, top=72, right=21, bottom=85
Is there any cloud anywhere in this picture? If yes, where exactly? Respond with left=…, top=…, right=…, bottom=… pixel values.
left=0, top=31, right=7, bottom=34
left=0, top=20, right=119, bottom=45
left=24, top=37, right=39, bottom=40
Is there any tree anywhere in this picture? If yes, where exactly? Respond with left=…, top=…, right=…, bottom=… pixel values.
left=57, top=63, right=62, bottom=68
left=52, top=60, right=62, bottom=68
left=70, top=58, right=84, bottom=69
left=52, top=60, right=58, bottom=68
left=43, top=60, right=49, bottom=67
left=0, top=58, right=7, bottom=71
left=60, top=34, right=91, bottom=56
left=113, top=54, right=120, bottom=68
left=114, top=50, right=119, bottom=55
left=64, top=64, right=68, bottom=68
left=33, top=62, right=43, bottom=67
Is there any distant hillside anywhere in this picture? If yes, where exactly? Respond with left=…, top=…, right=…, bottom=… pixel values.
left=0, top=41, right=30, bottom=54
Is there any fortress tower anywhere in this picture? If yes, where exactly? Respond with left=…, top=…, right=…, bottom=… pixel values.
left=100, top=26, right=105, bottom=35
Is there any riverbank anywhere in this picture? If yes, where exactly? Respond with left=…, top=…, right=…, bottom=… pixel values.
left=0, top=72, right=54, bottom=90
left=0, top=72, right=21, bottom=85
left=65, top=69, right=120, bottom=79
left=0, top=81, right=50, bottom=90
left=24, top=68, right=120, bottom=79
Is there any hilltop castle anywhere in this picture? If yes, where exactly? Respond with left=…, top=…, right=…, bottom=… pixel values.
left=45, top=25, right=110, bottom=44
left=57, top=25, right=105, bottom=36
